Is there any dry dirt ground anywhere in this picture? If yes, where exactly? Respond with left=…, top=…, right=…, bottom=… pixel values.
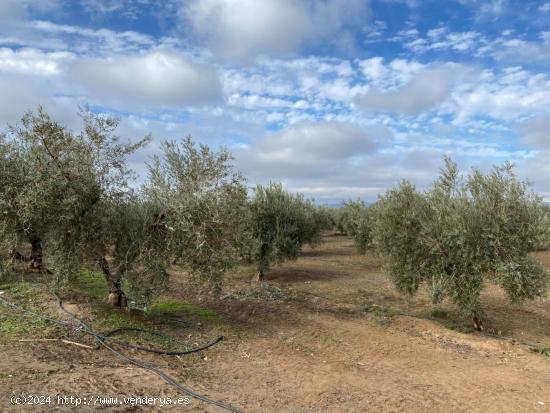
left=1, top=234, right=550, bottom=412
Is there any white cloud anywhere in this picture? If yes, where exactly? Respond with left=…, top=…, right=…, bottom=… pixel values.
left=70, top=51, right=223, bottom=108
left=180, top=0, right=370, bottom=60
left=0, top=73, right=82, bottom=128
left=486, top=37, right=550, bottom=64
left=403, top=30, right=482, bottom=53
left=233, top=121, right=395, bottom=201
left=0, top=47, right=73, bottom=76
left=455, top=0, right=507, bottom=20
left=356, top=63, right=477, bottom=115
left=517, top=116, right=550, bottom=148
left=451, top=67, right=550, bottom=122
left=250, top=122, right=378, bottom=165
left=29, top=20, right=155, bottom=53
left=243, top=122, right=383, bottom=176
left=0, top=0, right=60, bottom=26
left=539, top=2, right=550, bottom=12
left=359, top=57, right=386, bottom=80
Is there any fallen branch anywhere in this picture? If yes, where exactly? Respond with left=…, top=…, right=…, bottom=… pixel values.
left=61, top=339, right=94, bottom=349
left=18, top=338, right=58, bottom=342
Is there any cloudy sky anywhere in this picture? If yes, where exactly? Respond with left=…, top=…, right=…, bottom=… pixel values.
left=0, top=0, right=549, bottom=203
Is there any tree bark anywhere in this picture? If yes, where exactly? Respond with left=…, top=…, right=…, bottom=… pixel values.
left=473, top=316, right=483, bottom=331
left=252, top=270, right=264, bottom=283
left=29, top=236, right=43, bottom=271
left=99, top=256, right=127, bottom=307
left=252, top=243, right=268, bottom=283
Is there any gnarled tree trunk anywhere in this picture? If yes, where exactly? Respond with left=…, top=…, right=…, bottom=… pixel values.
left=29, top=236, right=43, bottom=271
left=473, top=316, right=484, bottom=331
left=252, top=270, right=264, bottom=283
left=99, top=256, right=127, bottom=307
left=252, top=243, right=268, bottom=283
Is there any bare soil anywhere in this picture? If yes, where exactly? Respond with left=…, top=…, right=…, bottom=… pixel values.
left=1, top=234, right=550, bottom=412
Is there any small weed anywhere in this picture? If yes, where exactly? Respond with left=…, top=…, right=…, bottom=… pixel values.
left=319, top=335, right=341, bottom=346
left=419, top=308, right=475, bottom=333
left=343, top=302, right=402, bottom=317
left=225, top=284, right=297, bottom=302
left=533, top=347, right=550, bottom=357
left=70, top=269, right=106, bottom=300
left=430, top=308, right=449, bottom=319
left=0, top=372, right=9, bottom=380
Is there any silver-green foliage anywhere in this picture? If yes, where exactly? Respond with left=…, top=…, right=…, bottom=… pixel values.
left=339, top=200, right=371, bottom=254
left=532, top=204, right=550, bottom=251
left=0, top=107, right=148, bottom=287
left=143, top=138, right=247, bottom=294
left=0, top=109, right=247, bottom=307
left=244, top=183, right=322, bottom=276
left=371, top=158, right=549, bottom=321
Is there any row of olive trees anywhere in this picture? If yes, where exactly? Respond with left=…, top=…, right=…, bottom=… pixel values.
left=2, top=108, right=549, bottom=325
left=237, top=183, right=330, bottom=282
left=0, top=108, right=327, bottom=307
left=334, top=200, right=372, bottom=253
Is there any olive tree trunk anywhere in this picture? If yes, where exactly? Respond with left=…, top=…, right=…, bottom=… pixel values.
left=99, top=256, right=127, bottom=307
left=29, top=236, right=43, bottom=271
left=252, top=243, right=268, bottom=283
left=473, top=316, right=484, bottom=331
left=252, top=270, right=264, bottom=283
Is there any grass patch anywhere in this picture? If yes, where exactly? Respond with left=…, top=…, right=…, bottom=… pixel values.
left=417, top=307, right=475, bottom=333
left=532, top=346, right=550, bottom=357
left=0, top=372, right=9, bottom=380
left=70, top=269, right=106, bottom=300
left=319, top=334, right=341, bottom=346
left=0, top=282, right=63, bottom=343
left=224, top=283, right=301, bottom=302
left=149, top=297, right=219, bottom=322
left=89, top=302, right=214, bottom=352
left=430, top=308, right=450, bottom=319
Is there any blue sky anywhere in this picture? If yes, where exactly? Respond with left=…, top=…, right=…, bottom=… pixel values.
left=0, top=0, right=549, bottom=203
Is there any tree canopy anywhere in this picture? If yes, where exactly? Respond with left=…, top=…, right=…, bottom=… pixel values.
left=370, top=158, right=549, bottom=329
left=242, top=183, right=323, bottom=281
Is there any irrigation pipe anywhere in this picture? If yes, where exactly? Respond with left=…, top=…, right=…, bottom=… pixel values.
left=0, top=294, right=244, bottom=413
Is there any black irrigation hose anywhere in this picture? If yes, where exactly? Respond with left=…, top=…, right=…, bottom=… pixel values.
left=0, top=294, right=244, bottom=413
left=99, top=326, right=224, bottom=356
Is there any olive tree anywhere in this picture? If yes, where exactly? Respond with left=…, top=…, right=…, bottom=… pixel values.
left=142, top=138, right=247, bottom=296
left=0, top=108, right=249, bottom=308
left=371, top=158, right=549, bottom=330
left=242, top=183, right=322, bottom=282
left=0, top=107, right=149, bottom=306
left=532, top=204, right=550, bottom=250
left=339, top=200, right=371, bottom=254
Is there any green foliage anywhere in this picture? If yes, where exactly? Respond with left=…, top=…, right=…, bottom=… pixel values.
left=143, top=137, right=247, bottom=294
left=0, top=283, right=63, bottom=342
left=533, top=346, right=550, bottom=357
left=338, top=200, right=372, bottom=253
left=532, top=204, right=550, bottom=250
left=224, top=284, right=296, bottom=302
left=148, top=298, right=219, bottom=321
left=242, top=183, right=323, bottom=276
left=0, top=108, right=247, bottom=307
left=371, top=157, right=550, bottom=320
left=0, top=106, right=149, bottom=290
